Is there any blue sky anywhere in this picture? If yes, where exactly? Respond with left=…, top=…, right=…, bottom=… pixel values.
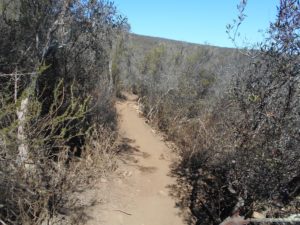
left=113, top=1, right=279, bottom=48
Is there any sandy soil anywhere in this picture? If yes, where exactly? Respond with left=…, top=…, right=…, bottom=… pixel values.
left=85, top=93, right=184, bottom=225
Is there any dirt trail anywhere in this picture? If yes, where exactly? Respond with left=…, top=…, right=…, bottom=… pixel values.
left=85, top=93, right=184, bottom=225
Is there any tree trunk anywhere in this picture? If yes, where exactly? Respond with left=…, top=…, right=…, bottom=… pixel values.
left=17, top=97, right=29, bottom=164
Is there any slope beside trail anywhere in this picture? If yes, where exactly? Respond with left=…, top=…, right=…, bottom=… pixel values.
left=85, top=93, right=185, bottom=225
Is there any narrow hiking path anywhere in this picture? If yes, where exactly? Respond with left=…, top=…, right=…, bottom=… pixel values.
left=86, top=93, right=184, bottom=225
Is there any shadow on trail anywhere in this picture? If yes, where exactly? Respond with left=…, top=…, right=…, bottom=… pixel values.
left=116, top=137, right=156, bottom=174
left=166, top=159, right=236, bottom=225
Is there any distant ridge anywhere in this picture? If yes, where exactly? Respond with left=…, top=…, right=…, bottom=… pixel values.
left=129, top=33, right=235, bottom=50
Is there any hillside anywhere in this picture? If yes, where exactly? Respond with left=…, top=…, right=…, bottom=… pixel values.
left=114, top=28, right=300, bottom=225
left=128, top=33, right=234, bottom=52
left=116, top=33, right=243, bottom=92
left=1, top=1, right=299, bottom=225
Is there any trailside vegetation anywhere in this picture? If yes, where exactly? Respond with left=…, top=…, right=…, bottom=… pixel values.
left=117, top=0, right=300, bottom=224
left=0, top=0, right=127, bottom=224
